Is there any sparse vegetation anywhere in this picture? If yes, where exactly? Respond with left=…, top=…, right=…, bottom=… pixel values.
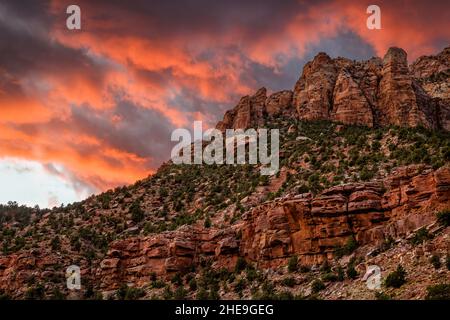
left=375, top=291, right=391, bottom=300
left=436, top=210, right=450, bottom=227
left=425, top=284, right=450, bottom=300
left=410, top=227, right=432, bottom=245
left=385, top=265, right=406, bottom=288
left=130, top=200, right=145, bottom=223
left=287, top=255, right=298, bottom=273
left=346, top=258, right=359, bottom=280
left=346, top=264, right=358, bottom=280
left=116, top=284, right=145, bottom=300
left=430, top=254, right=441, bottom=269
left=322, top=272, right=338, bottom=282
left=282, top=277, right=296, bottom=287
left=234, top=257, right=247, bottom=273
left=335, top=236, right=359, bottom=258
left=311, top=279, right=326, bottom=293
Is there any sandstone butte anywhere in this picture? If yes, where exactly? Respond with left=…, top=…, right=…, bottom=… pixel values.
left=217, top=46, right=450, bottom=131
left=0, top=46, right=449, bottom=299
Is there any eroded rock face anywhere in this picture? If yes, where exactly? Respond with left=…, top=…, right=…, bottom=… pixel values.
left=88, top=165, right=449, bottom=288
left=378, top=47, right=428, bottom=128
left=240, top=165, right=449, bottom=266
left=293, top=52, right=337, bottom=120
left=331, top=70, right=374, bottom=127
left=411, top=46, right=450, bottom=102
left=216, top=88, right=295, bottom=130
left=93, top=226, right=240, bottom=290
left=216, top=87, right=267, bottom=130
left=411, top=46, right=450, bottom=131
left=291, top=46, right=449, bottom=130
left=265, top=90, right=294, bottom=117
left=218, top=46, right=449, bottom=131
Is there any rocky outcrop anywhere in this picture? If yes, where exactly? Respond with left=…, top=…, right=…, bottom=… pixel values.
left=240, top=165, right=449, bottom=266
left=216, top=87, right=268, bottom=130
left=411, top=46, right=450, bottom=102
left=378, top=47, right=429, bottom=128
left=93, top=227, right=241, bottom=291
left=216, top=88, right=295, bottom=130
left=87, top=165, right=449, bottom=289
left=218, top=46, right=450, bottom=131
left=411, top=46, right=450, bottom=130
left=331, top=69, right=374, bottom=127
left=265, top=90, right=294, bottom=117
left=293, top=52, right=337, bottom=120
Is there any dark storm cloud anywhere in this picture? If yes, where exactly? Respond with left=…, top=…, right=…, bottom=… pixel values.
left=63, top=0, right=304, bottom=39
left=0, top=0, right=109, bottom=99
left=70, top=101, right=174, bottom=167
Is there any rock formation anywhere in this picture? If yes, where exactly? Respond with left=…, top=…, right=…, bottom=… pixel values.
left=217, top=46, right=450, bottom=131
left=293, top=52, right=337, bottom=120
left=241, top=165, right=449, bottom=266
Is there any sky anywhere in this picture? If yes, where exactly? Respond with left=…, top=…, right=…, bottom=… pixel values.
left=0, top=0, right=449, bottom=208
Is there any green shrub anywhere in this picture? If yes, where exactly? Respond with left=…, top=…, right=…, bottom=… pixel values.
left=159, top=188, right=168, bottom=197
left=163, top=286, right=173, bottom=300
left=260, top=281, right=276, bottom=299
left=375, top=291, right=391, bottom=300
left=130, top=201, right=144, bottom=223
left=430, top=255, right=441, bottom=269
left=425, top=284, right=450, bottom=300
left=0, top=290, right=11, bottom=300
left=346, top=264, right=358, bottom=279
left=322, top=273, right=338, bottom=282
left=204, top=216, right=211, bottom=228
left=117, top=284, right=145, bottom=300
left=335, top=236, right=359, bottom=258
left=311, top=279, right=326, bottom=293
left=276, top=291, right=294, bottom=300
left=245, top=267, right=258, bottom=282
left=377, top=235, right=395, bottom=253
left=234, top=278, right=246, bottom=295
left=299, top=265, right=310, bottom=273
left=174, top=286, right=188, bottom=299
left=25, top=284, right=45, bottom=300
left=336, top=266, right=345, bottom=281
left=50, top=236, right=61, bottom=251
left=360, top=167, right=375, bottom=181
left=209, top=283, right=220, bottom=300
left=188, top=278, right=197, bottom=291
left=385, top=265, right=406, bottom=288
left=234, top=257, right=247, bottom=273
left=171, top=273, right=182, bottom=286
left=320, top=260, right=331, bottom=273
left=282, top=277, right=296, bottom=287
left=50, top=288, right=66, bottom=300
left=151, top=280, right=165, bottom=289
left=436, top=210, right=450, bottom=227
left=287, top=255, right=298, bottom=273
left=410, top=227, right=432, bottom=245
left=196, top=288, right=209, bottom=300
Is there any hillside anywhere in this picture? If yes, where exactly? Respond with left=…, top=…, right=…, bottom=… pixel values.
left=0, top=46, right=449, bottom=300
